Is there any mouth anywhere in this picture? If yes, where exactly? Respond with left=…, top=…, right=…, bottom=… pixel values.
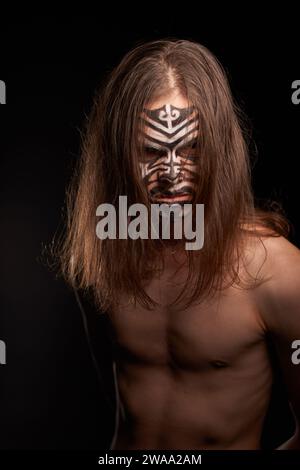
left=152, top=193, right=193, bottom=203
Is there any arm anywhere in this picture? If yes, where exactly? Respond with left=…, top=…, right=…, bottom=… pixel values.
left=257, top=236, right=300, bottom=449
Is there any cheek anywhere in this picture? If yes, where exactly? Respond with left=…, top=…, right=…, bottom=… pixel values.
left=139, top=162, right=155, bottom=181
left=181, top=160, right=199, bottom=178
left=188, top=164, right=198, bottom=175
left=139, top=163, right=158, bottom=189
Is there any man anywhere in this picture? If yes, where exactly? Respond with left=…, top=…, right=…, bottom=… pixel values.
left=58, top=39, right=300, bottom=449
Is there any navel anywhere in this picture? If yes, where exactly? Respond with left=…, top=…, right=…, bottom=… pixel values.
left=210, top=360, right=229, bottom=369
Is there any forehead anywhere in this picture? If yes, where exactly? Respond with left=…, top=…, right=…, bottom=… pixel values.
left=139, top=94, right=198, bottom=146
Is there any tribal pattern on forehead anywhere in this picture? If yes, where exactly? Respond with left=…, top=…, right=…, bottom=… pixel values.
left=140, top=104, right=198, bottom=147
left=139, top=104, right=199, bottom=200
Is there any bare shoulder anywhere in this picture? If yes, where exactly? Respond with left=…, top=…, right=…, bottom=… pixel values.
left=245, top=233, right=300, bottom=331
left=254, top=234, right=300, bottom=282
left=240, top=222, right=300, bottom=280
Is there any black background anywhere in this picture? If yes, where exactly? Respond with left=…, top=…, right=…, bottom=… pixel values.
left=0, top=13, right=300, bottom=450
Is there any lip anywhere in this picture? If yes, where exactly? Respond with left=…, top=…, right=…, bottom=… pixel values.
left=152, top=194, right=192, bottom=203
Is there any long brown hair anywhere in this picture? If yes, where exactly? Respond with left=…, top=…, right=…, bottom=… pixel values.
left=52, top=39, right=290, bottom=312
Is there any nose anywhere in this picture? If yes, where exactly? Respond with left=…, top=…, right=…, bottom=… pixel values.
left=159, top=170, right=181, bottom=192
left=160, top=169, right=178, bottom=184
left=160, top=150, right=179, bottom=182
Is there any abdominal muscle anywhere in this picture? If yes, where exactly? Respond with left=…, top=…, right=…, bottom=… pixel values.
left=111, top=344, right=273, bottom=450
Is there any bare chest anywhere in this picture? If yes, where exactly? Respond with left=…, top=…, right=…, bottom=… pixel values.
left=108, top=272, right=266, bottom=371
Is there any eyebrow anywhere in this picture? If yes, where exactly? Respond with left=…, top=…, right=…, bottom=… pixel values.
left=142, top=136, right=198, bottom=151
left=177, top=137, right=198, bottom=149
left=142, top=143, right=164, bottom=151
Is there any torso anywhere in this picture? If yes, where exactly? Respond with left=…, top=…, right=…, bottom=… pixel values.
left=107, top=235, right=274, bottom=450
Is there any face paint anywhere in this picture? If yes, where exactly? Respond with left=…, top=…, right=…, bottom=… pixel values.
left=139, top=104, right=199, bottom=203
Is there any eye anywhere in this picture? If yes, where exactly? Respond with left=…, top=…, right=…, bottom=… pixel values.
left=178, top=143, right=199, bottom=159
left=141, top=146, right=166, bottom=160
